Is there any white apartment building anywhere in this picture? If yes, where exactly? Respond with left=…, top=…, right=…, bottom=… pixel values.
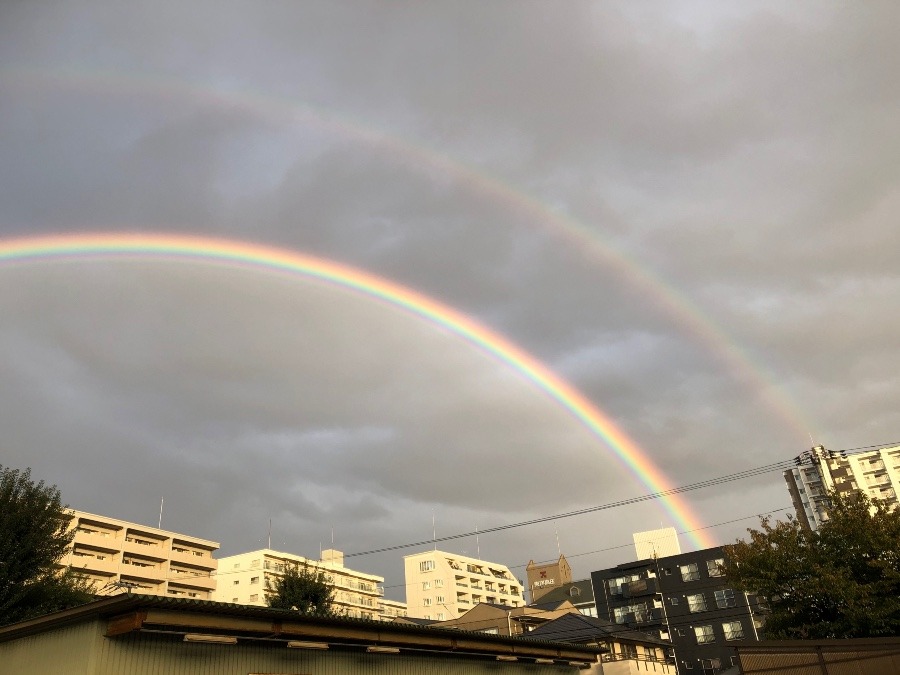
left=785, top=444, right=900, bottom=530
left=212, top=548, right=384, bottom=620
left=404, top=550, right=525, bottom=620
left=65, top=510, right=219, bottom=598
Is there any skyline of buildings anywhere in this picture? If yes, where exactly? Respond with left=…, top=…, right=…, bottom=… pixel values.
left=52, top=442, right=900, bottom=673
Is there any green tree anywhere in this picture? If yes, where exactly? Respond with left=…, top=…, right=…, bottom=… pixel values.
left=265, top=561, right=336, bottom=617
left=723, top=489, right=900, bottom=639
left=0, top=466, right=95, bottom=626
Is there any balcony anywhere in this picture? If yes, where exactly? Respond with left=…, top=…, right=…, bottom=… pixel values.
left=170, top=548, right=216, bottom=569
left=623, top=578, right=658, bottom=598
left=169, top=568, right=217, bottom=591
left=71, top=530, right=121, bottom=553
left=121, top=559, right=166, bottom=581
left=123, top=538, right=166, bottom=560
left=69, top=553, right=117, bottom=576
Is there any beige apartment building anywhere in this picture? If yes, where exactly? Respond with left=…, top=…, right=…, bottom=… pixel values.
left=404, top=549, right=525, bottom=620
left=65, top=510, right=219, bottom=598
left=785, top=444, right=900, bottom=530
left=212, top=548, right=384, bottom=620
left=378, top=596, right=408, bottom=621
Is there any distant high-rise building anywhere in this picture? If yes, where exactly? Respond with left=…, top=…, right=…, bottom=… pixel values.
left=65, top=510, right=219, bottom=598
left=525, top=554, right=572, bottom=602
left=784, top=445, right=900, bottom=530
left=633, top=527, right=681, bottom=559
left=404, top=550, right=524, bottom=620
left=212, top=548, right=384, bottom=620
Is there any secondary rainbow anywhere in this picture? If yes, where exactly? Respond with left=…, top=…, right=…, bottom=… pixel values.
left=0, top=232, right=715, bottom=548
left=3, top=66, right=814, bottom=442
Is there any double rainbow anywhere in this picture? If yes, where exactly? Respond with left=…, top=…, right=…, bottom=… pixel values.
left=0, top=232, right=714, bottom=548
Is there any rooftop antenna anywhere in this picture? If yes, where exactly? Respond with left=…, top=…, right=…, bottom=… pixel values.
left=158, top=497, right=164, bottom=530
left=432, top=512, right=436, bottom=551
left=267, top=519, right=271, bottom=549
left=475, top=525, right=480, bottom=558
left=555, top=529, right=561, bottom=557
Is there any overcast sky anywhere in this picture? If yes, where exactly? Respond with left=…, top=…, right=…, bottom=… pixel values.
left=1, top=2, right=898, bottom=601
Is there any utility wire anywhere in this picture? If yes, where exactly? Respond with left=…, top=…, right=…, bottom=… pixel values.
left=344, top=461, right=797, bottom=558
left=347, top=436, right=900, bottom=560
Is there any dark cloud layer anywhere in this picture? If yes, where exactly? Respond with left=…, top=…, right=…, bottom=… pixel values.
left=1, top=1, right=897, bottom=597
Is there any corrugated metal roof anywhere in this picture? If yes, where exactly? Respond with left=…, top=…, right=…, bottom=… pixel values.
left=1, top=593, right=603, bottom=660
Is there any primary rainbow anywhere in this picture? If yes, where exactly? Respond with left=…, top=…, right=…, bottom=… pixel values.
left=3, top=66, right=814, bottom=443
left=0, top=232, right=715, bottom=548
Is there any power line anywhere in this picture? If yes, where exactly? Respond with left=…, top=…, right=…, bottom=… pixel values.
left=347, top=437, right=900, bottom=560
left=344, top=461, right=797, bottom=558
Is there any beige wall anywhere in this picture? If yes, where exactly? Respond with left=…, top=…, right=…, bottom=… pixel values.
left=526, top=555, right=572, bottom=603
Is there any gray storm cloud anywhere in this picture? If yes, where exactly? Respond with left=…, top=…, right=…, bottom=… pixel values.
left=0, top=1, right=898, bottom=593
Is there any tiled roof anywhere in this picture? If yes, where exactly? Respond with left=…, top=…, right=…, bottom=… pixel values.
left=525, top=612, right=669, bottom=647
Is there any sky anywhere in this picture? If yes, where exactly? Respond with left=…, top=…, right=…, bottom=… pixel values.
left=1, top=2, right=898, bottom=602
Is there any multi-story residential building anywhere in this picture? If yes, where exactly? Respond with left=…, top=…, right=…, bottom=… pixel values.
left=785, top=444, right=900, bottom=530
left=212, top=548, right=383, bottom=620
left=377, top=596, right=408, bottom=622
left=403, top=550, right=525, bottom=620
left=525, top=554, right=572, bottom=603
left=64, top=510, right=218, bottom=598
left=592, top=547, right=767, bottom=675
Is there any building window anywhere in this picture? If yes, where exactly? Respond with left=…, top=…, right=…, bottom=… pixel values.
left=437, top=612, right=445, bottom=620
left=435, top=579, right=444, bottom=588
left=687, top=593, right=707, bottom=613
left=613, top=603, right=649, bottom=624
left=682, top=662, right=694, bottom=670
left=232, top=597, right=238, bottom=602
left=701, top=659, right=722, bottom=669
left=422, top=598, right=432, bottom=606
left=694, top=625, right=714, bottom=644
left=249, top=594, right=258, bottom=602
left=706, top=559, right=724, bottom=577
left=714, top=588, right=736, bottom=608
left=680, top=563, right=700, bottom=582
left=579, top=606, right=597, bottom=617
left=669, top=597, right=679, bottom=605
left=422, top=581, right=431, bottom=590
left=723, top=621, right=744, bottom=640
left=419, top=560, right=435, bottom=573
left=233, top=580, right=240, bottom=585
left=608, top=574, right=639, bottom=595
left=250, top=576, right=259, bottom=585
left=436, top=596, right=445, bottom=604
